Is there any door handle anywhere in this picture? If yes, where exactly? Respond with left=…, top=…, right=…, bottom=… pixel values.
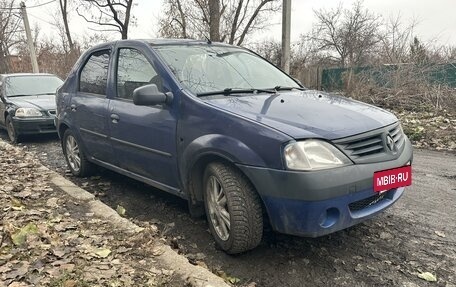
left=70, top=104, right=77, bottom=112
left=110, top=113, right=120, bottom=123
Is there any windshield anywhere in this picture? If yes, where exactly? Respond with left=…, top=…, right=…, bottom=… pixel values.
left=154, top=45, right=300, bottom=95
left=4, top=75, right=63, bottom=97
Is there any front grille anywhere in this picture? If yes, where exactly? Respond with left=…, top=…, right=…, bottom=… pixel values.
left=342, top=134, right=383, bottom=157
left=349, top=193, right=387, bottom=212
left=333, top=122, right=405, bottom=163
left=388, top=124, right=405, bottom=150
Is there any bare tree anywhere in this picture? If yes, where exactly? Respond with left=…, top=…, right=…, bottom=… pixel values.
left=0, top=0, right=22, bottom=73
left=377, top=14, right=418, bottom=63
left=308, top=1, right=381, bottom=67
left=57, top=0, right=74, bottom=51
left=76, top=0, right=135, bottom=39
left=409, top=36, right=429, bottom=64
left=250, top=39, right=282, bottom=66
left=158, top=0, right=280, bottom=45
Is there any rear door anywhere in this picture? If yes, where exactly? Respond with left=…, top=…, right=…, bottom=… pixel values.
left=108, top=45, right=179, bottom=190
left=70, top=49, right=113, bottom=163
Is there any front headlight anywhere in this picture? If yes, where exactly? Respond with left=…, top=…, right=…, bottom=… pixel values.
left=284, top=139, right=352, bottom=171
left=15, top=108, right=43, bottom=118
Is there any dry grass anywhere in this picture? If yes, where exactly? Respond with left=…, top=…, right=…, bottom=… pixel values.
left=342, top=65, right=456, bottom=114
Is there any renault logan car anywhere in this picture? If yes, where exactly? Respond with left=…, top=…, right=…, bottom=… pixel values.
left=55, top=39, right=413, bottom=254
left=0, top=73, right=63, bottom=143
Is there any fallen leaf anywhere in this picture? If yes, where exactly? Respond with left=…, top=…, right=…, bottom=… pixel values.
left=64, top=280, right=77, bottom=287
left=7, top=282, right=30, bottom=287
left=418, top=272, right=437, bottom=282
left=95, top=248, right=111, bottom=258
left=217, top=270, right=241, bottom=284
left=4, top=262, right=29, bottom=280
left=227, top=275, right=241, bottom=284
left=116, top=205, right=126, bottom=216
left=434, top=231, right=446, bottom=238
left=11, top=223, right=39, bottom=246
left=11, top=198, right=25, bottom=211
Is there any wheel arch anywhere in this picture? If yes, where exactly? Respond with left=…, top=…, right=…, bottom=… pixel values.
left=187, top=152, right=234, bottom=203
left=182, top=134, right=268, bottom=203
left=58, top=122, right=70, bottom=139
left=186, top=151, right=271, bottom=227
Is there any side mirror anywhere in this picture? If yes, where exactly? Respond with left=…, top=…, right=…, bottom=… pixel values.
left=133, top=84, right=173, bottom=106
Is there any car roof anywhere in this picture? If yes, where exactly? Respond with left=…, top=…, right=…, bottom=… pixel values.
left=144, top=38, right=234, bottom=47
left=88, top=38, right=238, bottom=51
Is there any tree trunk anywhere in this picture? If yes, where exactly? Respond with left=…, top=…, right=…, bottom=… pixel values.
left=176, top=0, right=187, bottom=38
left=229, top=0, right=243, bottom=44
left=59, top=0, right=74, bottom=52
left=0, top=45, right=9, bottom=74
left=208, top=0, right=220, bottom=42
left=122, top=0, right=133, bottom=39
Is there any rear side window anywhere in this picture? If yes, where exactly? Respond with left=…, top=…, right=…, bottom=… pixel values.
left=79, top=50, right=110, bottom=95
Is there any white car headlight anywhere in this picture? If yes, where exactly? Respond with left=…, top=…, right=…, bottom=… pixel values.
left=284, top=139, right=352, bottom=171
left=15, top=108, right=43, bottom=118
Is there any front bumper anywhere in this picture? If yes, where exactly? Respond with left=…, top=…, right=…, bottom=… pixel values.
left=237, top=138, right=413, bottom=237
left=12, top=116, right=56, bottom=135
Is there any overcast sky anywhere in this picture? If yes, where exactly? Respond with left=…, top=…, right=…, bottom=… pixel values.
left=23, top=0, right=456, bottom=47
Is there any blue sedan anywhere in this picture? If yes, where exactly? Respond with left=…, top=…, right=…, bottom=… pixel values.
left=55, top=39, right=413, bottom=254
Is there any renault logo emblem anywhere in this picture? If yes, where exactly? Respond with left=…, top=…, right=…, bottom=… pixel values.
left=386, top=134, right=396, bottom=152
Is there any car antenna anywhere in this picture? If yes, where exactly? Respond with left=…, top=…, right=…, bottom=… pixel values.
left=205, top=36, right=212, bottom=44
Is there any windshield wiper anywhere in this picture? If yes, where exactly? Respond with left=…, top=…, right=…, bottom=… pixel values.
left=8, top=92, right=54, bottom=97
left=7, top=94, right=29, bottom=97
left=197, top=88, right=276, bottom=97
left=273, top=86, right=306, bottom=91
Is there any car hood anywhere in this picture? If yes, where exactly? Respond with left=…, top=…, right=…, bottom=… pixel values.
left=7, top=94, right=56, bottom=111
left=203, top=90, right=398, bottom=140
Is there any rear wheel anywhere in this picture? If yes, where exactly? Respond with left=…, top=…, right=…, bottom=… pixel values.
left=62, top=129, right=93, bottom=177
left=203, top=162, right=263, bottom=254
left=5, top=115, right=20, bottom=143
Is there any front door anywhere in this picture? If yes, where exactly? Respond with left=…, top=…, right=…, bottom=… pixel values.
left=108, top=46, right=179, bottom=190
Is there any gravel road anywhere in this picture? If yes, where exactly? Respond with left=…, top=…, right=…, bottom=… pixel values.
left=1, top=130, right=455, bottom=287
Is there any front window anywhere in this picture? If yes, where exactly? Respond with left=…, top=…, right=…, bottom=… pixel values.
left=154, top=45, right=299, bottom=95
left=5, top=75, right=63, bottom=97
left=116, top=48, right=164, bottom=100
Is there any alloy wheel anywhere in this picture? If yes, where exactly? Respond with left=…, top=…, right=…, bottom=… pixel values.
left=65, top=135, right=81, bottom=172
left=206, top=175, right=231, bottom=241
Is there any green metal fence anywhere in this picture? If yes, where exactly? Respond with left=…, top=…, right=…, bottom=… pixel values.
left=321, top=63, right=456, bottom=91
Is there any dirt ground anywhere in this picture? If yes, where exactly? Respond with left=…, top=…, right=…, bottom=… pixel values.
left=1, top=130, right=455, bottom=287
left=0, top=141, right=183, bottom=286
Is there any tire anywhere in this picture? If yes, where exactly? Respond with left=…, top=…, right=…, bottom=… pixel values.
left=5, top=115, right=20, bottom=143
left=62, top=129, right=93, bottom=177
left=203, top=162, right=263, bottom=254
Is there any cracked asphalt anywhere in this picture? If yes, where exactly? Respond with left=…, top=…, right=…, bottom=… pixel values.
left=1, top=130, right=455, bottom=287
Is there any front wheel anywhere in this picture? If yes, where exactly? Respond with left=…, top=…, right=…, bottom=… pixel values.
left=6, top=115, right=20, bottom=143
left=62, top=129, right=93, bottom=177
left=203, top=162, right=263, bottom=254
